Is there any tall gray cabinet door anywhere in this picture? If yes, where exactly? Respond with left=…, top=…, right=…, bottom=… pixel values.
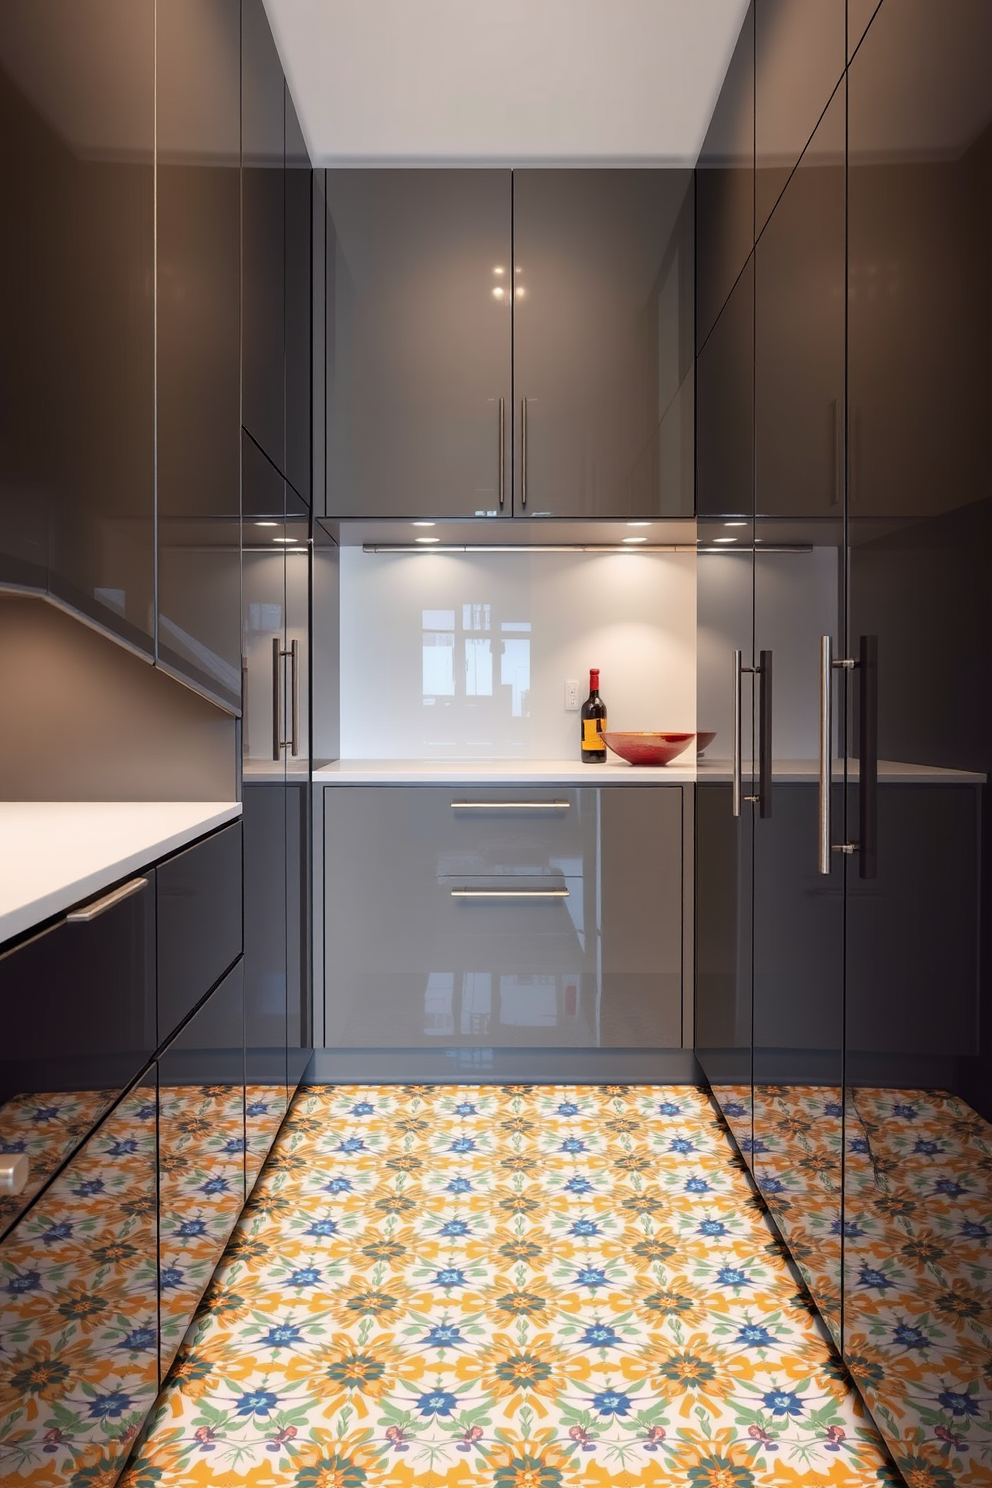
left=325, top=170, right=511, bottom=518
left=512, top=170, right=694, bottom=519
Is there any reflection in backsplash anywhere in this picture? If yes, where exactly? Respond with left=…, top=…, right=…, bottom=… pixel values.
left=338, top=547, right=695, bottom=758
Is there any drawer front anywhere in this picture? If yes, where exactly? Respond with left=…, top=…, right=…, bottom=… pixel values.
left=0, top=874, right=156, bottom=1235
left=157, top=821, right=243, bottom=1039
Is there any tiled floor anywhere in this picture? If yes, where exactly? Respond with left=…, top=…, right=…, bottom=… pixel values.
left=122, top=1084, right=896, bottom=1487
left=717, top=1084, right=992, bottom=1488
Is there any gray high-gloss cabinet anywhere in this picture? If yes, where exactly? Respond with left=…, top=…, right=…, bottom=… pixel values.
left=323, top=169, right=693, bottom=519
left=323, top=785, right=683, bottom=1049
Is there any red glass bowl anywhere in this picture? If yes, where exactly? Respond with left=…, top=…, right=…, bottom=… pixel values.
left=601, top=731, right=696, bottom=766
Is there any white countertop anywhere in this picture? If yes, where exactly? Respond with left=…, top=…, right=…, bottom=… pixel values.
left=0, top=801, right=242, bottom=947
left=313, top=757, right=985, bottom=786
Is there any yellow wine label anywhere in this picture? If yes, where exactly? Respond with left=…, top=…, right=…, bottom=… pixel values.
left=583, top=719, right=605, bottom=749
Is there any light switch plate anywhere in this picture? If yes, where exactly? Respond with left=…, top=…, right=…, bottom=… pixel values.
left=564, top=679, right=581, bottom=711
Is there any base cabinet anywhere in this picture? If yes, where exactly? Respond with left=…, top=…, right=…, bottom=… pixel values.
left=323, top=784, right=684, bottom=1051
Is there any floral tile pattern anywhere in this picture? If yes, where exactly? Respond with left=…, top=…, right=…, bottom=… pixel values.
left=715, top=1084, right=992, bottom=1488
left=122, top=1084, right=894, bottom=1487
left=0, top=1089, right=115, bottom=1233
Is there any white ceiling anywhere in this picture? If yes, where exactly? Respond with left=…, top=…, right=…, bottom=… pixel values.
left=263, top=0, right=750, bottom=167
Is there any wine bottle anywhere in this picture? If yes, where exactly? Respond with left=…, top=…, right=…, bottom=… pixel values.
left=580, top=668, right=607, bottom=763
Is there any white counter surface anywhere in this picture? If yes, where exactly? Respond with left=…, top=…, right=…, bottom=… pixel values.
left=0, top=801, right=242, bottom=947
left=314, top=757, right=985, bottom=786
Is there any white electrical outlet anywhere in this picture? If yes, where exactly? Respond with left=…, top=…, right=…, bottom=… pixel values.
left=564, top=679, right=581, bottom=711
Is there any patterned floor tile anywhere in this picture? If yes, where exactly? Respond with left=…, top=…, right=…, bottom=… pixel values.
left=122, top=1085, right=894, bottom=1487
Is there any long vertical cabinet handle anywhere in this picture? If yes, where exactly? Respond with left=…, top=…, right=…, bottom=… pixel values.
left=859, top=634, right=878, bottom=879
left=732, top=649, right=743, bottom=817
left=818, top=635, right=833, bottom=874
left=758, top=649, right=773, bottom=818
left=498, top=397, right=505, bottom=509
left=272, top=637, right=282, bottom=762
left=290, top=638, right=300, bottom=758
left=521, top=397, right=528, bottom=509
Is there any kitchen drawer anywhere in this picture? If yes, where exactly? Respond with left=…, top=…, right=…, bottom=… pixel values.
left=0, top=873, right=156, bottom=1235
left=157, top=820, right=243, bottom=1039
left=325, top=785, right=586, bottom=881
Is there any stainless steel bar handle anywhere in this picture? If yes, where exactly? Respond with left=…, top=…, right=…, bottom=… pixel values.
left=272, top=636, right=282, bottom=761
left=450, top=800, right=569, bottom=811
left=818, top=634, right=833, bottom=874
left=521, top=396, right=528, bottom=509
left=451, top=887, right=569, bottom=899
left=732, top=649, right=743, bottom=817
left=290, top=638, right=300, bottom=758
left=498, top=397, right=505, bottom=510
left=67, top=877, right=148, bottom=923
left=0, top=1154, right=29, bottom=1195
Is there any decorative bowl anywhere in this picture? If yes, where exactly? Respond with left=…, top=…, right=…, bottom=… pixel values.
left=601, top=731, right=696, bottom=767
left=696, top=730, right=717, bottom=757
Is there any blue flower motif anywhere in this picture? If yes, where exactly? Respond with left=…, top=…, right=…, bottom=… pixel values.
left=439, top=1219, right=471, bottom=1238
left=120, top=1327, right=156, bottom=1351
left=934, top=1179, right=968, bottom=1197
left=669, top=1137, right=695, bottom=1154
left=338, top=1136, right=366, bottom=1153
left=762, top=1389, right=804, bottom=1418
left=454, top=1102, right=476, bottom=1116
left=6, top=1271, right=41, bottom=1294
left=434, top=1268, right=467, bottom=1289
left=830, top=1219, right=865, bottom=1238
left=447, top=1177, right=472, bottom=1194
left=591, top=1389, right=632, bottom=1416
left=722, top=1102, right=746, bottom=1118
left=685, top=1177, right=711, bottom=1194
left=0, top=1138, right=27, bottom=1153
left=557, top=1102, right=580, bottom=1116
left=565, top=1176, right=594, bottom=1194
left=892, top=1324, right=930, bottom=1350
left=307, top=1219, right=338, bottom=1237
left=236, top=1389, right=280, bottom=1417
left=561, top=1137, right=586, bottom=1154
left=450, top=1137, right=476, bottom=1154
left=961, top=1221, right=990, bottom=1240
left=698, top=1218, right=728, bottom=1236
left=87, top=1390, right=133, bottom=1419
left=849, top=1138, right=869, bottom=1153
left=107, top=1139, right=138, bottom=1156
left=737, top=1323, right=775, bottom=1348
left=424, top=1324, right=462, bottom=1348
left=176, top=1219, right=208, bottom=1238
left=223, top=1137, right=246, bottom=1154
left=575, top=1266, right=610, bottom=1289
left=761, top=1177, right=785, bottom=1193
left=160, top=1266, right=184, bottom=1289
left=823, top=1102, right=843, bottom=1117
left=351, top=1101, right=375, bottom=1115
left=938, top=1389, right=980, bottom=1418
left=262, top=1323, right=303, bottom=1348
left=201, top=1176, right=230, bottom=1195
left=287, top=1268, right=321, bottom=1287
left=570, top=1219, right=600, bottom=1237
left=325, top=1177, right=353, bottom=1194
left=417, top=1390, right=458, bottom=1417
left=40, top=1222, right=73, bottom=1245
left=740, top=1138, right=768, bottom=1153
left=246, top=1102, right=268, bottom=1117
left=858, top=1267, right=894, bottom=1290
left=716, top=1266, right=751, bottom=1288
left=914, top=1139, right=942, bottom=1156
left=892, top=1103, right=918, bottom=1119
left=73, top=1179, right=104, bottom=1196
left=582, top=1323, right=621, bottom=1348
left=31, top=1106, right=60, bottom=1122
left=134, top=1104, right=157, bottom=1121
left=658, top=1102, right=682, bottom=1116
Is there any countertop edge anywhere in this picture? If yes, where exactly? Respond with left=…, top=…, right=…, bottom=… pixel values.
left=0, top=802, right=242, bottom=949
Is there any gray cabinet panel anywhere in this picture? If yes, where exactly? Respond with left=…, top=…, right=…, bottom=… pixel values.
left=324, top=785, right=682, bottom=1050
left=157, top=821, right=243, bottom=1040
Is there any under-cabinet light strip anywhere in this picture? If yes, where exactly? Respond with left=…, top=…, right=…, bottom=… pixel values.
left=362, top=543, right=814, bottom=555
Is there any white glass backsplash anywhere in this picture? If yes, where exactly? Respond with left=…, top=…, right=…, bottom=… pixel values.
left=336, top=548, right=696, bottom=759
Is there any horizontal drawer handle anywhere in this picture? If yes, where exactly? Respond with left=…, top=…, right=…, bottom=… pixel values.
left=450, top=886, right=569, bottom=899
left=0, top=1154, right=29, bottom=1195
left=450, top=800, right=570, bottom=810
left=67, top=877, right=148, bottom=923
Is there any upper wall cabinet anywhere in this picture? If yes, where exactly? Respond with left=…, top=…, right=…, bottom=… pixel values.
left=696, top=3, right=754, bottom=352
left=326, top=170, right=512, bottom=519
left=512, top=170, right=694, bottom=519
left=242, top=0, right=286, bottom=481
left=156, top=0, right=243, bottom=711
left=0, top=1, right=155, bottom=654
left=285, top=90, right=312, bottom=503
